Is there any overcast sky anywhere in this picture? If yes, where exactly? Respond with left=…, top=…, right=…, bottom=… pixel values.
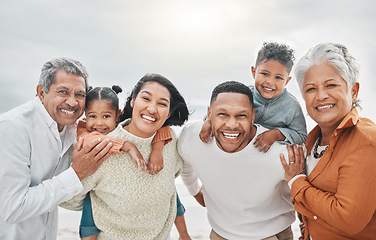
left=1, top=0, right=375, bottom=130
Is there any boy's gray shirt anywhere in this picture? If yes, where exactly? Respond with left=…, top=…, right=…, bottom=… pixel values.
left=250, top=86, right=308, bottom=144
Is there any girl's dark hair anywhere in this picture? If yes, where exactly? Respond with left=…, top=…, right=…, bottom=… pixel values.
left=119, top=73, right=189, bottom=127
left=85, top=85, right=122, bottom=111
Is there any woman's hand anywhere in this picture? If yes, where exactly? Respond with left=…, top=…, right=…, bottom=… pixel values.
left=280, top=144, right=306, bottom=182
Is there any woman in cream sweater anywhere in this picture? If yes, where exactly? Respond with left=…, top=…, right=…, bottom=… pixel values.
left=62, top=73, right=189, bottom=240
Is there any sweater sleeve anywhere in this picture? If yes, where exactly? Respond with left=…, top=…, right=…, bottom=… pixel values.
left=152, top=126, right=173, bottom=145
left=60, top=168, right=99, bottom=211
left=177, top=126, right=202, bottom=196
left=292, top=144, right=376, bottom=235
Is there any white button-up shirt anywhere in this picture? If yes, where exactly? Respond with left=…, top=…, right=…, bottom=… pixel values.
left=0, top=97, right=83, bottom=240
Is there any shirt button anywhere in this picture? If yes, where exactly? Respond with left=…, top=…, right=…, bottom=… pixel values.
left=313, top=216, right=318, bottom=219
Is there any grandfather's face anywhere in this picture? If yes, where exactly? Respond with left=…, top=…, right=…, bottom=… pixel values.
left=37, top=69, right=86, bottom=132
left=208, top=92, right=256, bottom=153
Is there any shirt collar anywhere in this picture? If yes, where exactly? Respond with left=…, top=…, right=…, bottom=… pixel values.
left=34, top=97, right=78, bottom=144
left=306, top=108, right=359, bottom=149
left=34, top=97, right=57, bottom=129
left=337, top=107, right=359, bottom=130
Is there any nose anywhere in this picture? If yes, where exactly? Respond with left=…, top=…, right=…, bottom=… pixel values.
left=316, top=87, right=329, bottom=101
left=146, top=102, right=157, bottom=114
left=225, top=116, right=238, bottom=129
left=66, top=95, right=79, bottom=107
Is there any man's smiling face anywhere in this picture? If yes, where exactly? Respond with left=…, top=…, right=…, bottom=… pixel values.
left=37, top=69, right=86, bottom=131
left=208, top=92, right=255, bottom=153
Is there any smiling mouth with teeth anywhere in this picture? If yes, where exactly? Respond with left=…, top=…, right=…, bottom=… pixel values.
left=61, top=109, right=75, bottom=115
left=223, top=132, right=240, bottom=139
left=316, top=104, right=335, bottom=110
left=142, top=115, right=156, bottom=122
left=262, top=86, right=275, bottom=91
left=93, top=128, right=108, bottom=133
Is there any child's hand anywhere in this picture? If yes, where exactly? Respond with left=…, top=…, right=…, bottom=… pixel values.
left=253, top=129, right=281, bottom=153
left=199, top=119, right=212, bottom=143
left=148, top=147, right=164, bottom=175
left=122, top=142, right=147, bottom=173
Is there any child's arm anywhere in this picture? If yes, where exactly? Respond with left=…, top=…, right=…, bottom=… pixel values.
left=199, top=118, right=212, bottom=143
left=149, top=141, right=164, bottom=175
left=253, top=129, right=285, bottom=153
left=121, top=142, right=147, bottom=173
left=78, top=120, right=147, bottom=172
left=148, top=126, right=173, bottom=175
left=275, top=103, right=308, bottom=145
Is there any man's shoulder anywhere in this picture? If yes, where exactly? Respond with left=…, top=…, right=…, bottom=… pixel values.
left=0, top=100, right=36, bottom=126
left=178, top=121, right=203, bottom=148
left=181, top=121, right=203, bottom=135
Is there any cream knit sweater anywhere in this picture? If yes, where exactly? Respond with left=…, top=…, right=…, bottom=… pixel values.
left=62, top=120, right=182, bottom=240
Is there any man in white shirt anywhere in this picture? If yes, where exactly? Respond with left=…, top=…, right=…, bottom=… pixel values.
left=0, top=58, right=112, bottom=240
left=178, top=81, right=295, bottom=240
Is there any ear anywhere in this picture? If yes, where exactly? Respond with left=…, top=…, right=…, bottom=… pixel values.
left=130, top=99, right=134, bottom=108
left=36, top=85, right=46, bottom=103
left=207, top=106, right=211, bottom=120
left=351, top=82, right=360, bottom=101
left=251, top=66, right=256, bottom=79
left=251, top=108, right=256, bottom=126
left=116, top=109, right=122, bottom=123
left=285, top=76, right=292, bottom=86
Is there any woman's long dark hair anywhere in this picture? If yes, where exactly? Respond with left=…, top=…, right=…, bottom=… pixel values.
left=119, top=73, right=189, bottom=127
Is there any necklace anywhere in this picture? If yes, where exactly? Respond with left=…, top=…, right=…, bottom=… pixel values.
left=313, top=137, right=329, bottom=159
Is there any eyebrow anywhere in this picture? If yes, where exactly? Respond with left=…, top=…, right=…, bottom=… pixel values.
left=87, top=110, right=113, bottom=114
left=304, top=79, right=337, bottom=87
left=56, top=86, right=69, bottom=91
left=55, top=86, right=85, bottom=93
left=141, top=90, right=170, bottom=103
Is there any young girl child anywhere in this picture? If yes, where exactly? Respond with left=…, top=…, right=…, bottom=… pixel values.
left=76, top=85, right=191, bottom=240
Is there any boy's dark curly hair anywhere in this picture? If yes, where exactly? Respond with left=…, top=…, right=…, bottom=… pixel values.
left=255, top=42, right=295, bottom=73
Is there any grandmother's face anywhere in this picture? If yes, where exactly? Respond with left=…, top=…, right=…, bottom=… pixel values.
left=302, top=62, right=359, bottom=131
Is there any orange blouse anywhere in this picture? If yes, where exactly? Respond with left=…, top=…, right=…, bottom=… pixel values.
left=292, top=108, right=376, bottom=239
left=77, top=120, right=172, bottom=154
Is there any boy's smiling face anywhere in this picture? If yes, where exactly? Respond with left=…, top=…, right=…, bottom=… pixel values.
left=252, top=59, right=291, bottom=99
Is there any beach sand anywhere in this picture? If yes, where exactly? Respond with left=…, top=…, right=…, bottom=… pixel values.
left=58, top=177, right=300, bottom=240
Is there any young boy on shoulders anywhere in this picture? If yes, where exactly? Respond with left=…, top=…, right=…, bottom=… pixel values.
left=200, top=42, right=307, bottom=152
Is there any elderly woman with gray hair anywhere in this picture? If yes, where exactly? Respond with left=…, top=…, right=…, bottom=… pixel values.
left=280, top=43, right=376, bottom=239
